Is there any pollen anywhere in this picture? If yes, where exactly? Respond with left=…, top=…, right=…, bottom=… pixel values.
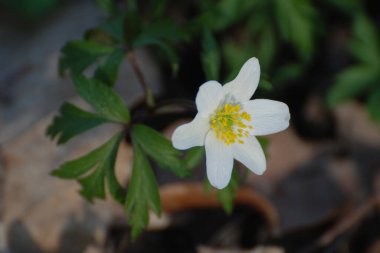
left=210, top=103, right=252, bottom=145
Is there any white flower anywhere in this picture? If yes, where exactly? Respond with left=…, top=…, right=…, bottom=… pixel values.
left=172, top=57, right=290, bottom=189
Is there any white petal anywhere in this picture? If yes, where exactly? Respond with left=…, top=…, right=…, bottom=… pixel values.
left=232, top=136, right=266, bottom=175
left=222, top=57, right=260, bottom=103
left=243, top=99, right=290, bottom=136
left=196, top=81, right=223, bottom=116
left=172, top=115, right=210, bottom=150
left=205, top=132, right=233, bottom=189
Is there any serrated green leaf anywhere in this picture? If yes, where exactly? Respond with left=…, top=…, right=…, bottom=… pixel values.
left=73, top=74, right=130, bottom=123
left=131, top=124, right=190, bottom=177
left=107, top=158, right=127, bottom=203
left=52, top=146, right=102, bottom=179
left=201, top=29, right=221, bottom=80
left=125, top=141, right=161, bottom=239
left=94, top=48, right=125, bottom=86
left=59, top=40, right=114, bottom=75
left=352, top=15, right=379, bottom=53
left=52, top=132, right=125, bottom=202
left=79, top=167, right=106, bottom=200
left=327, top=66, right=378, bottom=107
left=368, top=87, right=380, bottom=126
left=99, top=14, right=126, bottom=42
left=132, top=34, right=179, bottom=74
left=47, top=103, right=108, bottom=144
left=274, top=0, right=317, bottom=60
left=217, top=170, right=239, bottom=214
left=349, top=14, right=380, bottom=66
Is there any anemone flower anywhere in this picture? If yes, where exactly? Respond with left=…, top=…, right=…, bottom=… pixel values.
left=172, top=57, right=290, bottom=189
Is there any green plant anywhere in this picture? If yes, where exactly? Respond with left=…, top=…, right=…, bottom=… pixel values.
left=47, top=0, right=380, bottom=239
left=327, top=14, right=380, bottom=125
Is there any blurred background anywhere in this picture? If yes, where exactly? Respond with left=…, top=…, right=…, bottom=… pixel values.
left=1, top=0, right=380, bottom=252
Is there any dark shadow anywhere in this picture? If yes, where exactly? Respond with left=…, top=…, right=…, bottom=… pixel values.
left=55, top=203, right=97, bottom=253
left=7, top=203, right=101, bottom=253
left=8, top=220, right=44, bottom=253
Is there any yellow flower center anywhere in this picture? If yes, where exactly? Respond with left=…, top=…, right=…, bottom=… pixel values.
left=210, top=104, right=252, bottom=145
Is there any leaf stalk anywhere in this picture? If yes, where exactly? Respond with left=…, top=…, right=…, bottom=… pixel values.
left=128, top=51, right=155, bottom=108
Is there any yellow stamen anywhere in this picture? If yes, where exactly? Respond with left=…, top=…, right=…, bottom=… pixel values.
left=210, top=103, right=252, bottom=145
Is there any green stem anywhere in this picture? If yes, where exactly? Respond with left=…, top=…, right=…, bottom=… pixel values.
left=128, top=51, right=155, bottom=108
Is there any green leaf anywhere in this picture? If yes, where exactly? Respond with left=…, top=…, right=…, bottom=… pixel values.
left=257, top=137, right=269, bottom=156
left=193, top=0, right=261, bottom=32
left=204, top=177, right=213, bottom=194
left=126, top=0, right=138, bottom=12
left=131, top=124, right=190, bottom=177
left=222, top=39, right=254, bottom=82
left=368, top=87, right=380, bottom=126
left=349, top=14, right=380, bottom=65
left=132, top=34, right=179, bottom=74
left=217, top=171, right=239, bottom=214
left=47, top=102, right=108, bottom=144
left=73, top=74, right=130, bottom=123
left=94, top=48, right=125, bottom=86
left=201, top=29, right=221, bottom=80
left=59, top=40, right=114, bottom=75
left=95, top=0, right=116, bottom=12
left=256, top=27, right=276, bottom=70
left=327, top=66, right=378, bottom=107
left=85, top=28, right=117, bottom=46
left=99, top=14, right=126, bottom=42
left=324, top=0, right=362, bottom=14
left=107, top=156, right=127, bottom=203
left=273, top=63, right=304, bottom=85
left=141, top=20, right=185, bottom=43
left=204, top=170, right=239, bottom=214
left=2, top=0, right=58, bottom=19
left=184, top=147, right=205, bottom=169
left=258, top=79, right=273, bottom=92
left=52, top=147, right=102, bottom=179
left=274, top=0, right=317, bottom=60
left=151, top=0, right=169, bottom=18
left=216, top=0, right=257, bottom=29
left=125, top=141, right=161, bottom=239
left=52, top=132, right=125, bottom=202
left=79, top=167, right=106, bottom=201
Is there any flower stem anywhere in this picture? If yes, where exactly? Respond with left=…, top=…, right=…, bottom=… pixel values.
left=128, top=51, right=155, bottom=108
